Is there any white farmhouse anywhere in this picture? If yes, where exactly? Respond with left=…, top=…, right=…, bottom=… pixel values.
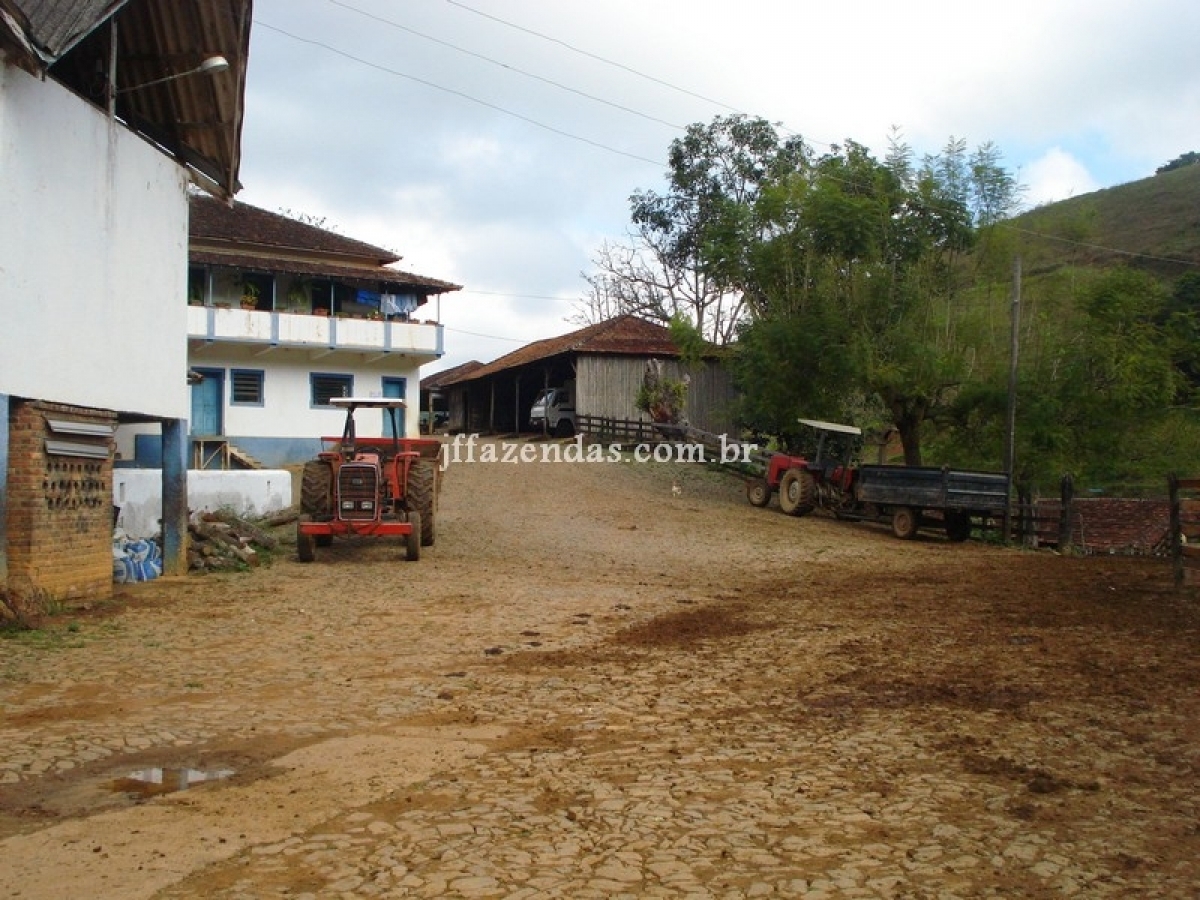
left=0, top=0, right=250, bottom=610
left=125, top=196, right=460, bottom=470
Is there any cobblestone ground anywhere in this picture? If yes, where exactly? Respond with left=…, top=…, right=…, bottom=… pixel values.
left=1, top=439, right=1198, bottom=898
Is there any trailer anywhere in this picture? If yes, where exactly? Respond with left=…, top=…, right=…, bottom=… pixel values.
left=748, top=419, right=1010, bottom=541
left=850, top=464, right=1011, bottom=540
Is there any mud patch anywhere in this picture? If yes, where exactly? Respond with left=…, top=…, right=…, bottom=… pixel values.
left=612, top=603, right=767, bottom=648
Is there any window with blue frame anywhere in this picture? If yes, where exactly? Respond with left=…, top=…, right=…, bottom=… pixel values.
left=230, top=369, right=265, bottom=406
left=311, top=373, right=353, bottom=406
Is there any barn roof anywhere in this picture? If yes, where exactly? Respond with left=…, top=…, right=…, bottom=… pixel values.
left=443, top=315, right=681, bottom=385
left=421, top=360, right=484, bottom=391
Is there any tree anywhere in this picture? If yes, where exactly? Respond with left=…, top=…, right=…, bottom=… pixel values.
left=590, top=117, right=1025, bottom=465
left=730, top=135, right=991, bottom=463
left=1156, top=151, right=1200, bottom=175
left=574, top=115, right=808, bottom=344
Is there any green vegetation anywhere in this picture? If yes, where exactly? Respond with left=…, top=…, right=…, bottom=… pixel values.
left=599, top=116, right=1200, bottom=492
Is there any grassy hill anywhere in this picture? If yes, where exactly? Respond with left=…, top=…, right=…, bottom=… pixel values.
left=1007, top=162, right=1200, bottom=280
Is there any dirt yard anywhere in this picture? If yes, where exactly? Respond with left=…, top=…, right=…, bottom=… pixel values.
left=1, top=437, right=1198, bottom=898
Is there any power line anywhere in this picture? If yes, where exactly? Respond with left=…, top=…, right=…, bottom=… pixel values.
left=443, top=326, right=528, bottom=343
left=1001, top=222, right=1200, bottom=268
left=444, top=0, right=742, bottom=116
left=259, top=11, right=1196, bottom=276
left=322, top=0, right=686, bottom=132
left=252, top=20, right=665, bottom=167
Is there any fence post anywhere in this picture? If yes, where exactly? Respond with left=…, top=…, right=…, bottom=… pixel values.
left=1058, top=473, right=1074, bottom=552
left=1169, top=473, right=1183, bottom=590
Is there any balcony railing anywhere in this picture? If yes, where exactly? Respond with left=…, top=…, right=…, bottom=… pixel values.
left=187, top=306, right=443, bottom=358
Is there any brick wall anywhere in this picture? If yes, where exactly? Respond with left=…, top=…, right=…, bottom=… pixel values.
left=1033, top=497, right=1171, bottom=554
left=6, top=400, right=116, bottom=609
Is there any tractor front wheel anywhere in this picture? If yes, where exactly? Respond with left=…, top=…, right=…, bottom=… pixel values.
left=300, top=461, right=333, bottom=520
left=891, top=507, right=920, bottom=540
left=405, top=512, right=421, bottom=561
left=406, top=461, right=437, bottom=546
left=746, top=477, right=771, bottom=508
left=779, top=469, right=816, bottom=517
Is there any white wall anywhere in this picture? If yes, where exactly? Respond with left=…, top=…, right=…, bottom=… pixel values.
left=190, top=347, right=424, bottom=439
left=113, top=469, right=292, bottom=539
left=0, top=62, right=190, bottom=419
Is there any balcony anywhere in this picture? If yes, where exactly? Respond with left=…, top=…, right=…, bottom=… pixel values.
left=187, top=306, right=444, bottom=360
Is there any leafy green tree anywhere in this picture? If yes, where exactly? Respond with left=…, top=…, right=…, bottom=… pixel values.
left=574, top=115, right=808, bottom=344
left=589, top=117, right=1023, bottom=465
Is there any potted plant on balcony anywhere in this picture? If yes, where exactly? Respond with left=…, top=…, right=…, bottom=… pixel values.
left=286, top=279, right=310, bottom=312
left=240, top=282, right=261, bottom=310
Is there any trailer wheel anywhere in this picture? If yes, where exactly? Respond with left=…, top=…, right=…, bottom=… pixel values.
left=944, top=511, right=972, bottom=542
left=405, top=512, right=421, bottom=561
left=746, top=477, right=771, bottom=507
left=297, top=516, right=316, bottom=562
left=779, top=469, right=815, bottom=517
left=891, top=507, right=919, bottom=540
left=406, top=461, right=437, bottom=546
left=300, top=461, right=333, bottom=519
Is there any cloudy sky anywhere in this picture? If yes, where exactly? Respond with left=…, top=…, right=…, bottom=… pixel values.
left=237, top=0, right=1200, bottom=374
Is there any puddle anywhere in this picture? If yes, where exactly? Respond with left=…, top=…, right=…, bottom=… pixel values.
left=109, top=767, right=235, bottom=799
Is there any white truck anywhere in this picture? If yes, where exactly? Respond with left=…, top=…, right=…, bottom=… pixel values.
left=529, top=381, right=576, bottom=436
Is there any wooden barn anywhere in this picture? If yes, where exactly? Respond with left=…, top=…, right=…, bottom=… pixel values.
left=440, top=315, right=738, bottom=436
left=419, top=360, right=482, bottom=433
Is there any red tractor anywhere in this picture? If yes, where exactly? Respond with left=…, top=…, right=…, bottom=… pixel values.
left=744, top=419, right=862, bottom=513
left=296, top=398, right=441, bottom=562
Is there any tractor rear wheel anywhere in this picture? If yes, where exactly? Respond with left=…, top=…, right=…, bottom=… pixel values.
left=406, top=461, right=437, bottom=546
left=891, top=506, right=919, bottom=540
left=300, top=461, right=333, bottom=520
left=779, top=469, right=816, bottom=517
left=405, top=512, right=421, bottom=561
left=746, top=477, right=771, bottom=507
left=297, top=516, right=316, bottom=563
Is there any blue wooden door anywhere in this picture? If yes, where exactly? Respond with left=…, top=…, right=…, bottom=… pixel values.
left=190, top=369, right=224, bottom=436
left=381, top=377, right=406, bottom=439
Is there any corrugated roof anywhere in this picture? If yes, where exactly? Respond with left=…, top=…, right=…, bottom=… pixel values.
left=445, top=315, right=681, bottom=384
left=0, top=0, right=129, bottom=62
left=2, top=0, right=250, bottom=200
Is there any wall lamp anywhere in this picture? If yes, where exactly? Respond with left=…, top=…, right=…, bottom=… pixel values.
left=117, top=55, right=229, bottom=94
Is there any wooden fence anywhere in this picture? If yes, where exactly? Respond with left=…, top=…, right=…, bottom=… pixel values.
left=576, top=415, right=770, bottom=474
left=1169, top=475, right=1200, bottom=589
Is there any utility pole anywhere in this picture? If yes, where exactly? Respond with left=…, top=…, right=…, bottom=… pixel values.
left=1002, top=255, right=1022, bottom=542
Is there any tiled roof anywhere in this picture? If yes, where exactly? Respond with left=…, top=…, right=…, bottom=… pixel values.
left=189, top=194, right=461, bottom=295
left=190, top=194, right=400, bottom=262
left=421, top=361, right=484, bottom=391
left=444, top=315, right=681, bottom=384
left=188, top=249, right=459, bottom=294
